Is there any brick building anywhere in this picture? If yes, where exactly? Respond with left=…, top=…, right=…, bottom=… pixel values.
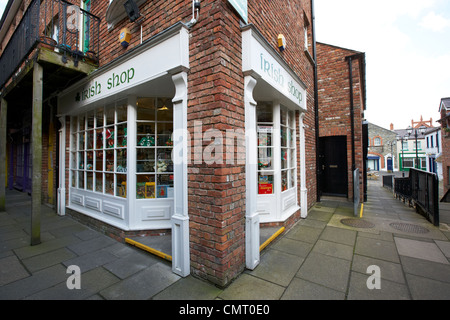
left=367, top=122, right=397, bottom=172
left=316, top=42, right=367, bottom=201
left=0, top=0, right=318, bottom=286
left=438, top=98, right=450, bottom=198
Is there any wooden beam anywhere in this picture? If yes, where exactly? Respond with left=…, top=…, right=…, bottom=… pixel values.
left=37, top=48, right=97, bottom=75
left=31, top=63, right=43, bottom=246
left=0, top=98, right=6, bottom=212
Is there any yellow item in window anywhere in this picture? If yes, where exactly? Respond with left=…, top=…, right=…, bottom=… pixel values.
left=145, top=182, right=155, bottom=198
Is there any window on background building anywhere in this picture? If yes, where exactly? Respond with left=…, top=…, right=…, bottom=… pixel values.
left=303, top=12, right=311, bottom=52
left=402, top=141, right=408, bottom=150
left=82, top=0, right=91, bottom=52
left=414, top=141, right=422, bottom=150
left=403, top=159, right=414, bottom=168
left=421, top=158, right=426, bottom=169
left=436, top=133, right=439, bottom=152
left=374, top=137, right=381, bottom=146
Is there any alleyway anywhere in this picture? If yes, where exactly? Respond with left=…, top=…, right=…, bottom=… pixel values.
left=0, top=178, right=449, bottom=301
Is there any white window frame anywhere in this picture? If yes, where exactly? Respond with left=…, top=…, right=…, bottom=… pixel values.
left=256, top=101, right=298, bottom=223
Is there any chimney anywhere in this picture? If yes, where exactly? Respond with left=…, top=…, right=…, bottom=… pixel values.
left=390, top=123, right=394, bottom=130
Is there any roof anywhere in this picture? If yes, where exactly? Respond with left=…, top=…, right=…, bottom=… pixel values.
left=394, top=128, right=427, bottom=140
left=439, top=97, right=450, bottom=112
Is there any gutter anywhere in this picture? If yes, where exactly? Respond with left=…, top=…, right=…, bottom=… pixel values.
left=311, top=0, right=320, bottom=202
left=346, top=56, right=356, bottom=172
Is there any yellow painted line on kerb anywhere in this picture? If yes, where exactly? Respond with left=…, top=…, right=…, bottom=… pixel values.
left=125, top=238, right=172, bottom=262
left=360, top=203, right=364, bottom=218
left=260, top=227, right=285, bottom=252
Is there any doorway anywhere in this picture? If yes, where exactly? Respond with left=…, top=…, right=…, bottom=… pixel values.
left=319, top=136, right=348, bottom=197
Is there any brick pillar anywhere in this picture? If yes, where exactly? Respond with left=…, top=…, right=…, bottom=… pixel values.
left=188, top=1, right=246, bottom=287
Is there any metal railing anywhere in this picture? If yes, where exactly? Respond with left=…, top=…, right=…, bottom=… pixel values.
left=0, top=0, right=40, bottom=90
left=394, top=177, right=411, bottom=203
left=382, top=174, right=394, bottom=189
left=409, top=168, right=439, bottom=226
left=0, top=0, right=100, bottom=90
left=393, top=169, right=439, bottom=226
left=41, top=0, right=100, bottom=63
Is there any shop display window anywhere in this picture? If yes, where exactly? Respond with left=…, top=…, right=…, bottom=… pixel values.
left=256, top=102, right=297, bottom=195
left=70, top=96, right=174, bottom=202
left=257, top=102, right=274, bottom=195
left=136, top=97, right=174, bottom=199
left=70, top=99, right=128, bottom=198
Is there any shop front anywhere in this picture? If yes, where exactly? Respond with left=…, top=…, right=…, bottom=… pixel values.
left=57, top=23, right=190, bottom=276
left=242, top=25, right=308, bottom=269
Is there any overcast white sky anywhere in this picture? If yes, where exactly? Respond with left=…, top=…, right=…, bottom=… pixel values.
left=1, top=0, right=449, bottom=130
left=315, top=0, right=450, bottom=130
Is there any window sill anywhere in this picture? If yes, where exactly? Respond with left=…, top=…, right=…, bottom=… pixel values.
left=304, top=49, right=315, bottom=66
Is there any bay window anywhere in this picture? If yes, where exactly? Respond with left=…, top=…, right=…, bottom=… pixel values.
left=69, top=96, right=174, bottom=230
left=256, top=102, right=298, bottom=222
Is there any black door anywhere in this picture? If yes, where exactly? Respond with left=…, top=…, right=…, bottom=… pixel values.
left=319, top=136, right=348, bottom=197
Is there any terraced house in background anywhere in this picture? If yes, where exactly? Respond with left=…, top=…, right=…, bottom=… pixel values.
left=0, top=0, right=367, bottom=287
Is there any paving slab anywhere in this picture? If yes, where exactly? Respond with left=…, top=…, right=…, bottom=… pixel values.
left=152, top=276, right=222, bottom=300
left=351, top=254, right=405, bottom=284
left=405, top=273, right=450, bottom=300
left=435, top=240, right=450, bottom=258
left=394, top=237, right=449, bottom=264
left=355, top=235, right=400, bottom=263
left=296, top=252, right=351, bottom=293
left=0, top=255, right=30, bottom=286
left=99, top=262, right=179, bottom=300
left=0, top=264, right=68, bottom=300
left=218, top=273, right=284, bottom=300
left=249, top=249, right=304, bottom=287
left=400, top=256, right=450, bottom=283
left=319, top=226, right=357, bottom=246
left=311, top=239, right=353, bottom=261
left=281, top=277, right=345, bottom=300
left=285, top=225, right=323, bottom=244
left=62, top=249, right=119, bottom=273
left=25, top=267, right=120, bottom=300
left=270, top=237, right=313, bottom=258
left=21, top=248, right=77, bottom=273
left=347, top=271, right=410, bottom=300
left=103, top=249, right=160, bottom=279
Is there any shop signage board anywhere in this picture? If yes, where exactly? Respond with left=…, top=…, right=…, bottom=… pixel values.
left=58, top=25, right=189, bottom=114
left=228, top=0, right=248, bottom=23
left=242, top=26, right=307, bottom=111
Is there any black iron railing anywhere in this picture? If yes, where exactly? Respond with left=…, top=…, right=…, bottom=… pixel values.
left=409, top=168, right=439, bottom=226
left=393, top=169, right=439, bottom=226
left=382, top=175, right=394, bottom=189
left=394, top=177, right=411, bottom=202
left=0, top=0, right=40, bottom=90
left=41, top=0, right=100, bottom=63
left=0, top=0, right=100, bottom=90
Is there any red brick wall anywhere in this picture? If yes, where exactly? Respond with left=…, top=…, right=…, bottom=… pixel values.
left=317, top=42, right=365, bottom=201
left=248, top=0, right=317, bottom=209
left=186, top=0, right=246, bottom=287
left=89, top=0, right=316, bottom=286
left=2, top=0, right=317, bottom=287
